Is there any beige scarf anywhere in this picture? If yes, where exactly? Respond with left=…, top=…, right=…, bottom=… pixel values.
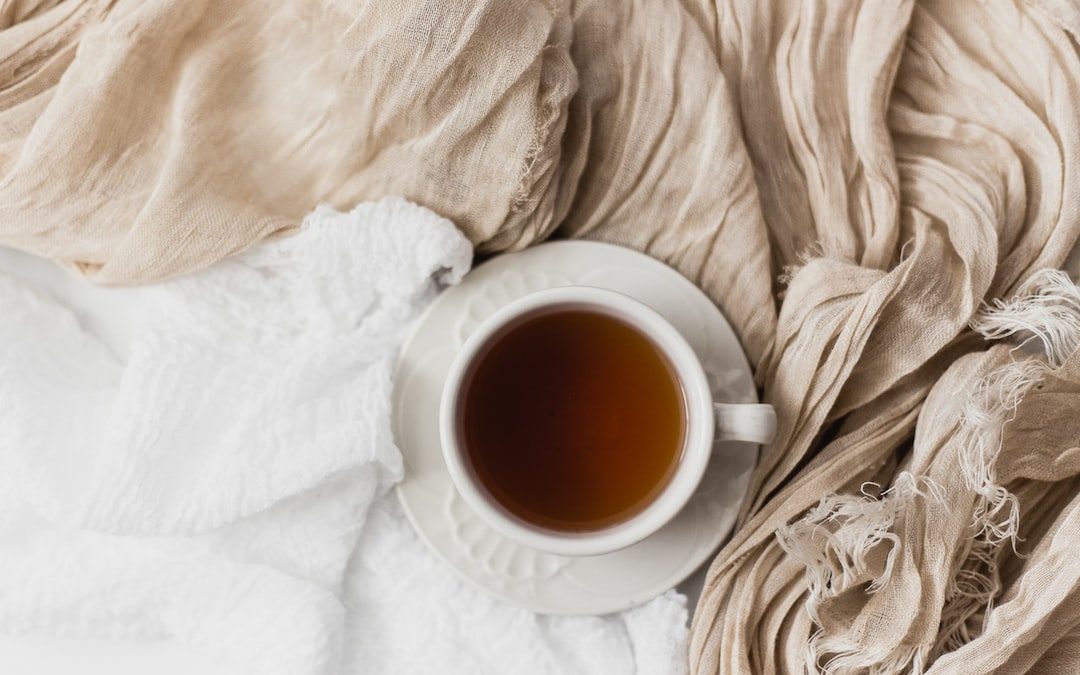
left=2, top=0, right=1079, bottom=672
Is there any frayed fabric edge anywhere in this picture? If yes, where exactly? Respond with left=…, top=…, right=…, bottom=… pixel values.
left=777, top=474, right=945, bottom=675
left=775, top=268, right=1080, bottom=675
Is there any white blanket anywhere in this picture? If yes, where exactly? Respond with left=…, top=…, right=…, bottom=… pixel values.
left=0, top=198, right=687, bottom=674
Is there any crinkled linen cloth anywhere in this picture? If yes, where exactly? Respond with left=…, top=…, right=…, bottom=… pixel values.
left=5, top=0, right=1080, bottom=673
left=0, top=198, right=687, bottom=674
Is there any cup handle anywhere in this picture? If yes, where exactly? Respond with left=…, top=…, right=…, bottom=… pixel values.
left=713, top=403, right=776, bottom=445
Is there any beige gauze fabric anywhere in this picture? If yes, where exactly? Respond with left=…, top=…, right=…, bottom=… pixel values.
left=3, top=0, right=1080, bottom=673
left=0, top=0, right=578, bottom=281
left=684, top=1, right=1080, bottom=672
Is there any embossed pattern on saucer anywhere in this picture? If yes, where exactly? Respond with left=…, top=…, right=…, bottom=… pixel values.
left=393, top=241, right=759, bottom=615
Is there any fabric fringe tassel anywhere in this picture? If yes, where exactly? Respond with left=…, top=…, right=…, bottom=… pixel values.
left=777, top=268, right=1080, bottom=675
left=777, top=474, right=943, bottom=675
left=970, top=269, right=1080, bottom=369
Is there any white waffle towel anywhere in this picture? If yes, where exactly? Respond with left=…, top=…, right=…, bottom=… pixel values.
left=0, top=197, right=687, bottom=674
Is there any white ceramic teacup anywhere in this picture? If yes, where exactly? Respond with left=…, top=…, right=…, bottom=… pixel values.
left=439, top=286, right=776, bottom=556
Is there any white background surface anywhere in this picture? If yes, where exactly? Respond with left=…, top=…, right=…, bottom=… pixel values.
left=0, top=248, right=236, bottom=673
left=0, top=636, right=235, bottom=674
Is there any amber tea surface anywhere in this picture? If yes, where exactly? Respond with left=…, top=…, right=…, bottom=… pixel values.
left=461, top=308, right=686, bottom=531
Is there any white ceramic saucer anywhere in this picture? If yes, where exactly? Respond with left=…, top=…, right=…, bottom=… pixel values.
left=392, top=241, right=759, bottom=615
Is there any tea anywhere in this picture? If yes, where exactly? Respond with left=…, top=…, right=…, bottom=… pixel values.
left=460, top=308, right=686, bottom=531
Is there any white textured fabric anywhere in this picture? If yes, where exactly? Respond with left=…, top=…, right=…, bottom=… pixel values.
left=0, top=197, right=688, bottom=674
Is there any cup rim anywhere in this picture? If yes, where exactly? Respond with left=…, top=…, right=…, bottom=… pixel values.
left=438, top=285, right=715, bottom=557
